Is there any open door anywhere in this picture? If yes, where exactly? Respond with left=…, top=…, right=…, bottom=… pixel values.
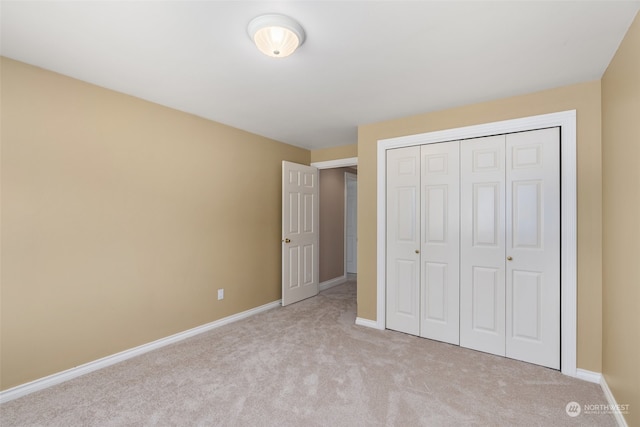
left=282, top=161, right=319, bottom=306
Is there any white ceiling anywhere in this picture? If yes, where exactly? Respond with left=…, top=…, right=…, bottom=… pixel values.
left=1, top=1, right=638, bottom=150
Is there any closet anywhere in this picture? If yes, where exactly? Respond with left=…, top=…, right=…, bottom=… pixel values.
left=386, top=127, right=560, bottom=369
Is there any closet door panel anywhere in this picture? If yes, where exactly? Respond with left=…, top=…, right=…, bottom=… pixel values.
left=386, top=146, right=421, bottom=336
left=420, top=142, right=460, bottom=344
left=460, top=135, right=506, bottom=356
left=506, top=128, right=560, bottom=369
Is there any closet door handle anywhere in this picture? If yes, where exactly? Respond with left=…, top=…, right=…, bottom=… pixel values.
left=507, top=256, right=513, bottom=261
left=415, top=249, right=420, bottom=254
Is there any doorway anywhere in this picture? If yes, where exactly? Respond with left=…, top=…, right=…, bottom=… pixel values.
left=312, top=157, right=358, bottom=291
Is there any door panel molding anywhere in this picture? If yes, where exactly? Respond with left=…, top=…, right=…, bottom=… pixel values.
left=376, top=110, right=577, bottom=377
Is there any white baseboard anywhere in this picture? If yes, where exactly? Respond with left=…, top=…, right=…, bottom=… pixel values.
left=600, top=374, right=629, bottom=427
left=0, top=300, right=281, bottom=404
left=319, top=275, right=347, bottom=292
left=575, top=369, right=628, bottom=427
left=355, top=317, right=384, bottom=330
left=576, top=368, right=602, bottom=384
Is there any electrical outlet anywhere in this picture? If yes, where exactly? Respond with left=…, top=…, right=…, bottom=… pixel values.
left=217, top=289, right=224, bottom=300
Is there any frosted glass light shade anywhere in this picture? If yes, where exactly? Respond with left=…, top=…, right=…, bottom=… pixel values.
left=248, top=14, right=305, bottom=58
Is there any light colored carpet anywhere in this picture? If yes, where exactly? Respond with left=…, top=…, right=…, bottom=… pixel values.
left=1, top=280, right=615, bottom=426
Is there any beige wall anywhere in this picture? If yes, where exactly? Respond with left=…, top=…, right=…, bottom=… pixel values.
left=357, top=80, right=603, bottom=372
left=0, top=57, right=310, bottom=390
left=3, top=17, right=637, bottom=411
left=602, top=13, right=640, bottom=427
left=311, top=144, right=357, bottom=163
left=318, top=168, right=357, bottom=282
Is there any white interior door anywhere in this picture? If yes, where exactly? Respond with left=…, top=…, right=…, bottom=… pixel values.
left=505, top=128, right=560, bottom=369
left=282, top=161, right=319, bottom=306
left=420, top=142, right=460, bottom=344
left=346, top=172, right=358, bottom=274
left=386, top=147, right=420, bottom=335
left=460, top=135, right=507, bottom=356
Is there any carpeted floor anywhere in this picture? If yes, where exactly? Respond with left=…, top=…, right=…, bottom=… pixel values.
left=1, top=280, right=616, bottom=426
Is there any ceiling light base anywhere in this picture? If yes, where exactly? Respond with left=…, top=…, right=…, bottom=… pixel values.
left=248, top=14, right=306, bottom=58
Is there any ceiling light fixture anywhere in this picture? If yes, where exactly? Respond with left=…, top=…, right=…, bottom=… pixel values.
left=247, top=14, right=305, bottom=58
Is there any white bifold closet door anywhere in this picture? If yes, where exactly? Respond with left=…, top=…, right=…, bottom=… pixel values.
left=460, top=128, right=560, bottom=369
left=387, top=127, right=560, bottom=369
left=386, top=146, right=421, bottom=336
left=459, top=135, right=507, bottom=355
left=386, top=142, right=460, bottom=345
left=420, top=142, right=460, bottom=344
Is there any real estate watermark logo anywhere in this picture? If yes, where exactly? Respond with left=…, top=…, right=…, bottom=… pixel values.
left=566, top=401, right=581, bottom=417
left=566, top=401, right=630, bottom=417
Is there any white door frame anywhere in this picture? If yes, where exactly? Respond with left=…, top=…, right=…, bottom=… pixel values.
left=345, top=172, right=358, bottom=275
left=311, top=157, right=358, bottom=169
left=373, top=111, right=577, bottom=377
